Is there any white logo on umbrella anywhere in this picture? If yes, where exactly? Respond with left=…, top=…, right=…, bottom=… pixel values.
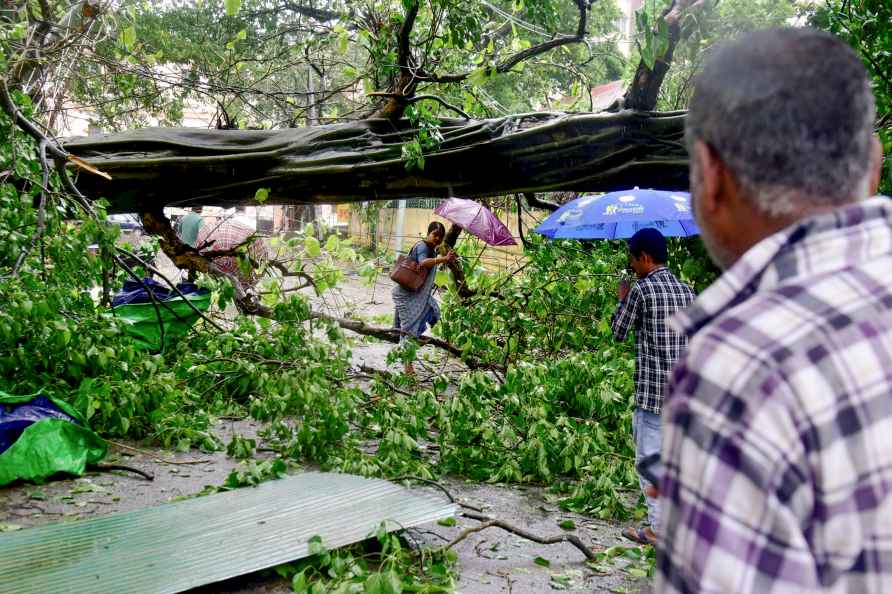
left=558, top=208, right=583, bottom=223
left=618, top=195, right=636, bottom=203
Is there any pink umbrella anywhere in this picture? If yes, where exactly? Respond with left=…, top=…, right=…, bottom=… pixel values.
left=196, top=220, right=267, bottom=286
left=433, top=198, right=517, bottom=246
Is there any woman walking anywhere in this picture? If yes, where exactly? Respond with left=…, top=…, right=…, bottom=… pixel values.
left=392, top=221, right=457, bottom=375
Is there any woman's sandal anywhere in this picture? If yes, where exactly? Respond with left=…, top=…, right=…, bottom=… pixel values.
left=622, top=525, right=657, bottom=546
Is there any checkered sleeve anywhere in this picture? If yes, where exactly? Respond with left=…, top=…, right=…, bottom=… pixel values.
left=657, top=338, right=819, bottom=594
left=611, top=284, right=641, bottom=342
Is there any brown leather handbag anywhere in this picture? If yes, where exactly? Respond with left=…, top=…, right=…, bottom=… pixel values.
left=389, top=244, right=429, bottom=291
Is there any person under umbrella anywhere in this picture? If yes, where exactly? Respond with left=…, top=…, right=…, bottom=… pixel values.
left=391, top=221, right=457, bottom=376
left=196, top=209, right=267, bottom=287
left=610, top=228, right=695, bottom=546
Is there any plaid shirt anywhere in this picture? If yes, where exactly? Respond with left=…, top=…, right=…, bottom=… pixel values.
left=611, top=267, right=695, bottom=414
left=658, top=197, right=892, bottom=594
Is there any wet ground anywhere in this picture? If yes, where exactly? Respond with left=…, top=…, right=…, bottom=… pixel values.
left=0, top=263, right=652, bottom=594
left=0, top=434, right=650, bottom=594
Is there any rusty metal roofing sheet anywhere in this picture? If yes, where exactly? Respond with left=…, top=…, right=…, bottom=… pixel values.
left=0, top=472, right=457, bottom=594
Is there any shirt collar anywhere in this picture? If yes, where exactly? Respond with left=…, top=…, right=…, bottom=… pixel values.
left=642, top=266, right=667, bottom=280
left=671, top=196, right=892, bottom=338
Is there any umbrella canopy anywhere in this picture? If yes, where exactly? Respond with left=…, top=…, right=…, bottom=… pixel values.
left=534, top=190, right=700, bottom=240
left=433, top=198, right=517, bottom=246
left=197, top=220, right=267, bottom=285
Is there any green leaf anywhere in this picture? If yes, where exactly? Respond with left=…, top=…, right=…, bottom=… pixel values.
left=237, top=29, right=247, bottom=41
left=655, top=19, right=670, bottom=59
left=325, top=234, right=340, bottom=252
left=534, top=556, right=551, bottom=567
left=9, top=22, right=27, bottom=40
left=292, top=570, right=309, bottom=593
left=467, top=67, right=490, bottom=87
left=307, top=534, right=326, bottom=556
left=558, top=519, right=576, bottom=530
left=437, top=516, right=457, bottom=527
left=304, top=236, right=321, bottom=258
left=121, top=26, right=137, bottom=51
left=225, top=0, right=242, bottom=17
left=254, top=187, right=269, bottom=204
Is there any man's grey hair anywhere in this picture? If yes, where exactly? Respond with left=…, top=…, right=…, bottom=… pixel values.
left=686, top=28, right=876, bottom=216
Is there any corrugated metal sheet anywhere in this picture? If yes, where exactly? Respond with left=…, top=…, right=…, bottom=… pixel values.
left=0, top=472, right=456, bottom=594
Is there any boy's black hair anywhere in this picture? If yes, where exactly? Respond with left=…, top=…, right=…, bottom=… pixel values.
left=628, top=228, right=667, bottom=263
left=428, top=221, right=446, bottom=234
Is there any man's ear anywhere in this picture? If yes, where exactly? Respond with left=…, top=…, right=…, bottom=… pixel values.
left=869, top=135, right=884, bottom=196
left=692, top=140, right=725, bottom=216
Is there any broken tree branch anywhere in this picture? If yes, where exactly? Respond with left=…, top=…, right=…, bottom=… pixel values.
left=370, top=92, right=472, bottom=119
left=309, top=309, right=493, bottom=369
left=445, top=509, right=596, bottom=561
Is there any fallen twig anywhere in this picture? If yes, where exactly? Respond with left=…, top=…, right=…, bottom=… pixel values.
left=445, top=510, right=596, bottom=561
left=91, top=463, right=154, bottom=481
left=108, top=440, right=212, bottom=466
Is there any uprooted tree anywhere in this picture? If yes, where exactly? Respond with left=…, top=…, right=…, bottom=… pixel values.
left=1, top=0, right=709, bottom=317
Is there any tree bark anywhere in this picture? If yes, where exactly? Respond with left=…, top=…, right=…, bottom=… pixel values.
left=64, top=110, right=688, bottom=213
left=622, top=0, right=707, bottom=111
left=442, top=223, right=475, bottom=299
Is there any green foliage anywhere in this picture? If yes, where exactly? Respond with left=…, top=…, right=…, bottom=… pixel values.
left=42, top=0, right=626, bottom=131
left=634, top=1, right=671, bottom=71
left=274, top=529, right=457, bottom=594
left=587, top=544, right=656, bottom=579
left=808, top=0, right=892, bottom=194
left=222, top=459, right=288, bottom=489
left=655, top=0, right=799, bottom=110
left=437, top=233, right=714, bottom=365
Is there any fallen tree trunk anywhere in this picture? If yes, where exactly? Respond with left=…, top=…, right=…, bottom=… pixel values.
left=64, top=110, right=688, bottom=213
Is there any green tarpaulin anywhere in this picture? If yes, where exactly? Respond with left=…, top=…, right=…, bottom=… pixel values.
left=0, top=392, right=106, bottom=487
left=113, top=292, right=211, bottom=351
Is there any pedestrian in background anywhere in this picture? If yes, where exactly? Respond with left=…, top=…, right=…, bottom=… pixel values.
left=611, top=227, right=695, bottom=545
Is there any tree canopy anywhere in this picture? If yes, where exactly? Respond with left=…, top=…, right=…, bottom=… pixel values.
left=807, top=0, right=891, bottom=194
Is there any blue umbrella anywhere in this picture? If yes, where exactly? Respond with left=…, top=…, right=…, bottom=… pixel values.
left=534, top=189, right=699, bottom=239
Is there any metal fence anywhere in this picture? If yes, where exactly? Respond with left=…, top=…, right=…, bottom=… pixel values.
left=382, top=198, right=446, bottom=209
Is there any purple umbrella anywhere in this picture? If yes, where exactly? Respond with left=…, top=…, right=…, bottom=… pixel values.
left=433, top=198, right=517, bottom=246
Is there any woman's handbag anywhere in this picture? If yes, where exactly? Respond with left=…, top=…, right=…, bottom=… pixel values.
left=389, top=244, right=429, bottom=291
